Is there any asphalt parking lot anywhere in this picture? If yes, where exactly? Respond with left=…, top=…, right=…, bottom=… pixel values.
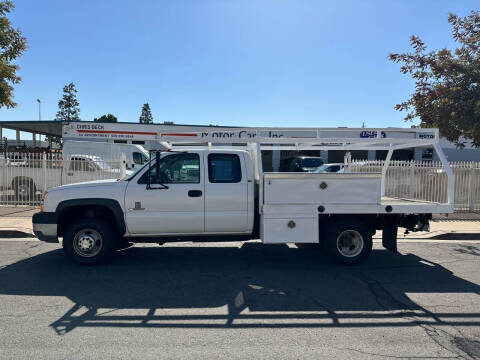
left=0, top=239, right=479, bottom=359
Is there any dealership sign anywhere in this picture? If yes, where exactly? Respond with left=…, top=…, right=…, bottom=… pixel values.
left=159, top=130, right=318, bottom=141
left=62, top=122, right=438, bottom=143
left=63, top=122, right=158, bottom=140
left=360, top=130, right=386, bottom=138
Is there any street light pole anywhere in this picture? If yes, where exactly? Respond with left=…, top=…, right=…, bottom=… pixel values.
left=36, top=99, right=41, bottom=144
left=36, top=99, right=41, bottom=121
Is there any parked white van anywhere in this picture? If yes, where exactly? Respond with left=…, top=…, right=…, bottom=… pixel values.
left=62, top=141, right=149, bottom=170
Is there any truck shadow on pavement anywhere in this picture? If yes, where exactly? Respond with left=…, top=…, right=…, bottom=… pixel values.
left=0, top=243, right=479, bottom=335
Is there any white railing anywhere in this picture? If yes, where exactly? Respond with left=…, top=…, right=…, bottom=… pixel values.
left=0, top=151, right=124, bottom=206
left=2, top=150, right=478, bottom=213
left=348, top=160, right=480, bottom=212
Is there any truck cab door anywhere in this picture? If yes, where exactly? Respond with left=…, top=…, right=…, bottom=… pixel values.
left=204, top=152, right=248, bottom=232
left=124, top=152, right=205, bottom=235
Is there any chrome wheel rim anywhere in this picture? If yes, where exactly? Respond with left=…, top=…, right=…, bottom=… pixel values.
left=17, top=184, right=30, bottom=197
left=336, top=230, right=364, bottom=258
left=73, top=228, right=103, bottom=257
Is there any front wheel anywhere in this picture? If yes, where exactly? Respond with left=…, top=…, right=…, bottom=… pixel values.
left=63, top=218, right=116, bottom=265
left=14, top=180, right=35, bottom=200
left=324, top=220, right=372, bottom=265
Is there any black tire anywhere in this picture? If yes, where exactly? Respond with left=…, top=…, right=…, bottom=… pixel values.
left=324, top=220, right=372, bottom=265
left=14, top=179, right=35, bottom=200
left=62, top=218, right=117, bottom=265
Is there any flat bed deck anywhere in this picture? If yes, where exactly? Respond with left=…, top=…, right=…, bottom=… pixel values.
left=381, top=197, right=451, bottom=214
left=381, top=197, right=440, bottom=206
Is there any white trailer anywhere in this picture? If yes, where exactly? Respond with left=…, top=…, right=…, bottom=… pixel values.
left=33, top=127, right=453, bottom=265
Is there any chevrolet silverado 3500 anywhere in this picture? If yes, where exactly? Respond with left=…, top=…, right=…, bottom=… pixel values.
left=32, top=127, right=454, bottom=265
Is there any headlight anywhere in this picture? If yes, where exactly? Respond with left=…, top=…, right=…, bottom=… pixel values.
left=40, top=191, right=47, bottom=212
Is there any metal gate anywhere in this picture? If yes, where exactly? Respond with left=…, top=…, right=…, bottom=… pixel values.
left=0, top=151, right=124, bottom=206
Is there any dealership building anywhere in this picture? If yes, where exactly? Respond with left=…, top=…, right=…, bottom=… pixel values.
left=0, top=121, right=478, bottom=170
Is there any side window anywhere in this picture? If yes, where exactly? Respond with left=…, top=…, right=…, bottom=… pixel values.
left=133, top=152, right=143, bottom=165
left=139, top=153, right=200, bottom=184
left=69, top=158, right=88, bottom=171
left=208, top=154, right=241, bottom=183
left=85, top=160, right=97, bottom=172
left=70, top=158, right=97, bottom=172
left=69, top=158, right=79, bottom=171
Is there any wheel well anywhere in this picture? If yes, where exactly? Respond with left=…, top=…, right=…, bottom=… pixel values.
left=12, top=176, right=35, bottom=189
left=318, top=214, right=379, bottom=238
left=57, top=205, right=119, bottom=237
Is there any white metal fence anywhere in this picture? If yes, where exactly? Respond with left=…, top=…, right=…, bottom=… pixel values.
left=0, top=152, right=124, bottom=206
left=348, top=160, right=480, bottom=212
left=1, top=151, right=479, bottom=212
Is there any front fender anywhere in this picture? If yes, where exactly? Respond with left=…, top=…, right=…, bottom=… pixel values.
left=56, top=198, right=126, bottom=236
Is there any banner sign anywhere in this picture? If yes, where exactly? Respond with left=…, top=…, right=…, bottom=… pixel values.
left=62, top=122, right=438, bottom=143
left=63, top=122, right=158, bottom=140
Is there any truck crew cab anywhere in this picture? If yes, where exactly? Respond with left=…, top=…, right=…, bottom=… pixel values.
left=32, top=128, right=454, bottom=265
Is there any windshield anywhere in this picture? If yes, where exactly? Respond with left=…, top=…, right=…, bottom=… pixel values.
left=121, top=161, right=149, bottom=181
left=301, top=158, right=324, bottom=167
left=94, top=159, right=112, bottom=170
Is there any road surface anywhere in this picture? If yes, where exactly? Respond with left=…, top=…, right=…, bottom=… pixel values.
left=0, top=239, right=479, bottom=359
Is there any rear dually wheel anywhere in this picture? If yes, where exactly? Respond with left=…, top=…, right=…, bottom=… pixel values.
left=324, top=220, right=372, bottom=265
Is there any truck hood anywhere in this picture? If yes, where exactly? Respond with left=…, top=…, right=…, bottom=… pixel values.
left=43, top=179, right=129, bottom=213
left=48, top=178, right=126, bottom=192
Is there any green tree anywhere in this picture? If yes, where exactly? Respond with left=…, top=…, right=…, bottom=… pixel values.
left=45, top=135, right=61, bottom=147
left=390, top=10, right=480, bottom=147
left=0, top=1, right=27, bottom=108
left=139, top=103, right=153, bottom=124
left=94, top=114, right=117, bottom=123
left=56, top=82, right=80, bottom=121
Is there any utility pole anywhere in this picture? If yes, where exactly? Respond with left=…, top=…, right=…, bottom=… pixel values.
left=36, top=99, right=41, bottom=144
left=36, top=99, right=41, bottom=120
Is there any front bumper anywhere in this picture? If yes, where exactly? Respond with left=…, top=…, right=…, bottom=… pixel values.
left=32, top=212, right=58, bottom=243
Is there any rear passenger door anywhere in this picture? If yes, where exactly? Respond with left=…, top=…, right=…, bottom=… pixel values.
left=204, top=152, right=248, bottom=233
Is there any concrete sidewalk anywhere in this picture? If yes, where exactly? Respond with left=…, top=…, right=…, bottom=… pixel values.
left=0, top=206, right=38, bottom=217
left=0, top=206, right=37, bottom=238
left=0, top=206, right=479, bottom=240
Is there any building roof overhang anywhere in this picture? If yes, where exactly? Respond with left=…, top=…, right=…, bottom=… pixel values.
left=0, top=121, right=63, bottom=137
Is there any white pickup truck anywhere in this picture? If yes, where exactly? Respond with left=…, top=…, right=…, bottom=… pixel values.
left=2, top=155, right=124, bottom=200
left=32, top=127, right=454, bottom=266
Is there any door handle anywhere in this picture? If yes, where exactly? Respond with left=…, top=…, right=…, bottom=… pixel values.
left=188, top=190, right=202, bottom=197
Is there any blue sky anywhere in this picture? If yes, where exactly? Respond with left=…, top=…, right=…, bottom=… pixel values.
left=1, top=0, right=478, bottom=139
